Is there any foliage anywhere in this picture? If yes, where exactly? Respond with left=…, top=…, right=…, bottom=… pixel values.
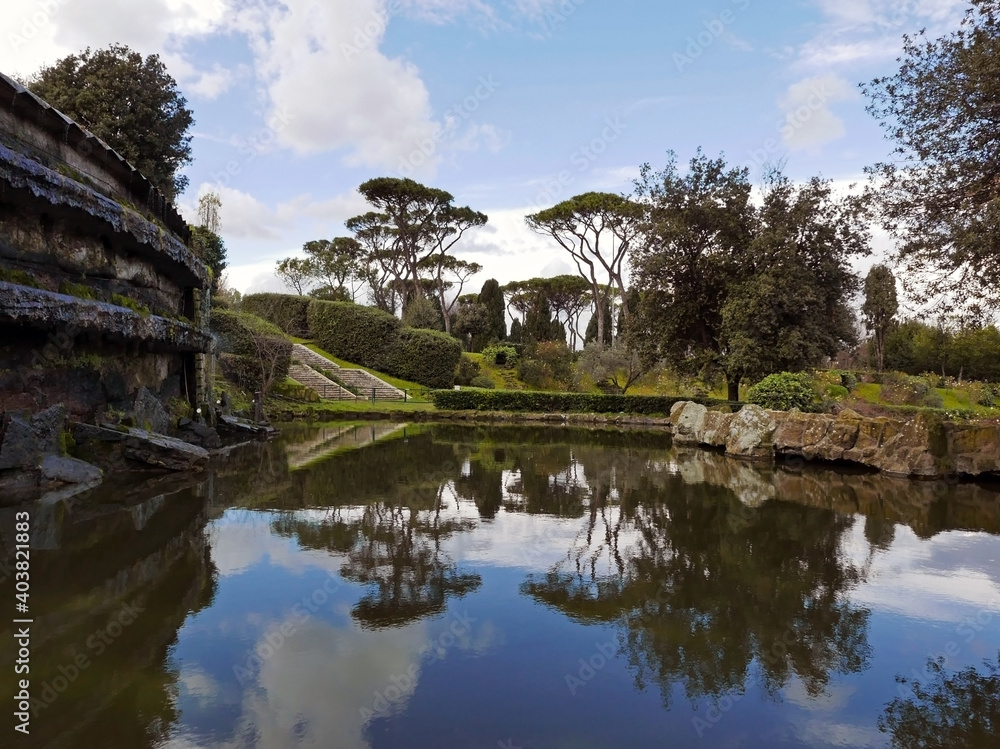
left=453, top=298, right=490, bottom=352
left=576, top=343, right=644, bottom=394
left=632, top=152, right=866, bottom=400
left=197, top=192, right=222, bottom=234
left=189, top=226, right=227, bottom=293
left=469, top=375, right=496, bottom=389
left=401, top=295, right=445, bottom=330
left=383, top=328, right=462, bottom=389
left=476, top=279, right=507, bottom=350
left=532, top=341, right=574, bottom=386
left=454, top=355, right=482, bottom=386
left=430, top=389, right=734, bottom=414
left=211, top=308, right=291, bottom=396
left=241, top=293, right=311, bottom=337
left=883, top=319, right=1000, bottom=380
left=275, top=257, right=314, bottom=296
left=482, top=344, right=519, bottom=369
left=745, top=372, right=818, bottom=412
left=862, top=2, right=1000, bottom=311
left=862, top=264, right=898, bottom=371
left=719, top=170, right=865, bottom=385
left=307, top=301, right=400, bottom=369
left=585, top=296, right=613, bottom=345
left=526, top=192, right=643, bottom=344
left=28, top=44, right=193, bottom=200
left=508, top=319, right=523, bottom=344
left=879, top=652, right=1000, bottom=749
left=879, top=372, right=944, bottom=408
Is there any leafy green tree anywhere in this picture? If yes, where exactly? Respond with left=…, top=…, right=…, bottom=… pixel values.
left=453, top=296, right=490, bottom=351
left=526, top=192, right=643, bottom=343
left=719, top=171, right=865, bottom=389
left=189, top=226, right=226, bottom=293
left=477, top=279, right=507, bottom=348
left=302, top=237, right=363, bottom=302
left=630, top=151, right=754, bottom=399
left=275, top=257, right=315, bottom=296
left=401, top=295, right=445, bottom=330
left=351, top=178, right=486, bottom=315
left=862, top=1, right=1000, bottom=311
left=862, top=265, right=899, bottom=371
left=508, top=318, right=523, bottom=344
left=28, top=44, right=194, bottom=201
left=576, top=342, right=644, bottom=394
left=523, top=291, right=558, bottom=349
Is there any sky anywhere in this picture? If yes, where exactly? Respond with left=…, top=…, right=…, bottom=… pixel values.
left=1, top=0, right=970, bottom=298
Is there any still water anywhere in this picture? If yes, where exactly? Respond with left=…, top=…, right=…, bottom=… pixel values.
left=2, top=422, right=999, bottom=748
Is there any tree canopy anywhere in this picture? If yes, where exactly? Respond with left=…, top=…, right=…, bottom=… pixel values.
left=28, top=44, right=194, bottom=201
left=862, top=265, right=899, bottom=372
left=862, top=0, right=1000, bottom=312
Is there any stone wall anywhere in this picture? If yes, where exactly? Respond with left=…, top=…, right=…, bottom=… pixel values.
left=670, top=401, right=1000, bottom=479
left=0, top=70, right=212, bottom=424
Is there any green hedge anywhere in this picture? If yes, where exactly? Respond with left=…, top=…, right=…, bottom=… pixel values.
left=211, top=309, right=292, bottom=390
left=242, top=293, right=311, bottom=337
left=308, top=300, right=400, bottom=368
left=430, top=389, right=738, bottom=414
left=383, top=328, right=462, bottom=389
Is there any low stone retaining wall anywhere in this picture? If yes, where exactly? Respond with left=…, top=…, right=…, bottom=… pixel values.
left=670, top=401, right=1000, bottom=479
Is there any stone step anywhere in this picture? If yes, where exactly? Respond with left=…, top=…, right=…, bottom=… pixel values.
left=288, top=364, right=355, bottom=400
left=291, top=343, right=405, bottom=400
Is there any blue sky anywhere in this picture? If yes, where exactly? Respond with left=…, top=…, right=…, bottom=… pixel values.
left=2, top=0, right=969, bottom=295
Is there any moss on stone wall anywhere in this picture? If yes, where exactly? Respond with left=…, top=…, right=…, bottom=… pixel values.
left=0, top=267, right=40, bottom=287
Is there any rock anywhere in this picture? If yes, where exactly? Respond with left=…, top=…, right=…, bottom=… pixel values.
left=176, top=420, right=222, bottom=449
left=30, top=404, right=66, bottom=455
left=947, top=424, right=1000, bottom=477
left=0, top=468, right=39, bottom=503
left=39, top=454, right=103, bottom=484
left=123, top=428, right=209, bottom=471
left=0, top=414, right=37, bottom=470
left=725, top=404, right=776, bottom=459
left=701, top=410, right=734, bottom=447
left=670, top=401, right=708, bottom=445
left=133, top=387, right=171, bottom=434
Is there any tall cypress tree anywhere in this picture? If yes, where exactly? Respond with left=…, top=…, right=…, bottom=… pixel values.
left=477, top=279, right=506, bottom=346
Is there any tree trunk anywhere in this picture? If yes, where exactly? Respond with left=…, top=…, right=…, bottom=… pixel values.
left=727, top=376, right=741, bottom=402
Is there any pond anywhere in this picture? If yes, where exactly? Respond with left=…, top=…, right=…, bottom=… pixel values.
left=3, top=422, right=999, bottom=748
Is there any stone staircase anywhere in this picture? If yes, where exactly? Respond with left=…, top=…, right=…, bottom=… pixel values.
left=288, top=364, right=354, bottom=400
left=291, top=343, right=405, bottom=400
left=284, top=423, right=409, bottom=470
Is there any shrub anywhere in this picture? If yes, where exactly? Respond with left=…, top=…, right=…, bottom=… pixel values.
left=431, top=389, right=736, bottom=414
left=242, top=293, right=311, bottom=337
left=517, top=359, right=551, bottom=389
left=482, top=344, right=519, bottom=369
left=211, top=309, right=292, bottom=392
left=469, top=375, right=495, bottom=389
left=881, top=372, right=943, bottom=407
left=308, top=301, right=400, bottom=368
left=454, top=355, right=482, bottom=386
left=839, top=370, right=858, bottom=391
left=533, top=341, right=573, bottom=385
left=383, top=328, right=462, bottom=389
left=746, top=372, right=818, bottom=411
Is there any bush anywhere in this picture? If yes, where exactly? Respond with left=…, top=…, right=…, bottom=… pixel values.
left=746, top=372, right=818, bottom=411
left=430, top=389, right=736, bottom=414
left=533, top=341, right=573, bottom=385
left=482, top=344, right=519, bottom=369
left=308, top=301, right=400, bottom=368
left=517, top=359, right=551, bottom=389
left=881, top=372, right=943, bottom=407
left=211, top=309, right=291, bottom=392
left=469, top=375, right=495, bottom=389
left=383, top=328, right=462, bottom=389
left=241, top=293, right=311, bottom=337
left=839, top=370, right=858, bottom=391
left=454, top=355, right=482, bottom=386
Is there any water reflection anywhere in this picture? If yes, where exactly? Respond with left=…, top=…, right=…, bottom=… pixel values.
left=2, top=423, right=998, bottom=748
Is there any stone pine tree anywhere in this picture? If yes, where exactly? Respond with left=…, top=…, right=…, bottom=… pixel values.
left=862, top=1, right=1000, bottom=311
left=28, top=44, right=194, bottom=201
left=585, top=296, right=613, bottom=345
left=862, top=265, right=899, bottom=371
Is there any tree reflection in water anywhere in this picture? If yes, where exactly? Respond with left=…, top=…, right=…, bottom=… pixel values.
left=879, top=653, right=1000, bottom=749
left=519, top=446, right=874, bottom=706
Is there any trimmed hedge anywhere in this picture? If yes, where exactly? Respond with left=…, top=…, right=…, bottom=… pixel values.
left=383, top=328, right=463, bottom=390
left=242, top=293, right=311, bottom=337
left=308, top=300, right=400, bottom=368
left=430, top=389, right=739, bottom=414
left=211, top=308, right=292, bottom=390
left=307, top=300, right=461, bottom=388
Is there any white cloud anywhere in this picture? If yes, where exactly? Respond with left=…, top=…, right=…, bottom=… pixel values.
left=779, top=74, right=855, bottom=150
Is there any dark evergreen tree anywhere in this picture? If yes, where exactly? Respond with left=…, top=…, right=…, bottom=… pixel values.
left=477, top=279, right=507, bottom=346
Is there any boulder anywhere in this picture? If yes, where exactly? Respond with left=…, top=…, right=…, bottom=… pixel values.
left=947, top=424, right=1000, bottom=477
left=725, top=404, right=776, bottom=459
left=39, top=454, right=103, bottom=485
left=133, top=387, right=171, bottom=435
left=123, top=429, right=210, bottom=472
left=30, top=404, right=65, bottom=455
left=0, top=414, right=37, bottom=470
left=670, top=401, right=708, bottom=445
left=176, top=420, right=222, bottom=449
